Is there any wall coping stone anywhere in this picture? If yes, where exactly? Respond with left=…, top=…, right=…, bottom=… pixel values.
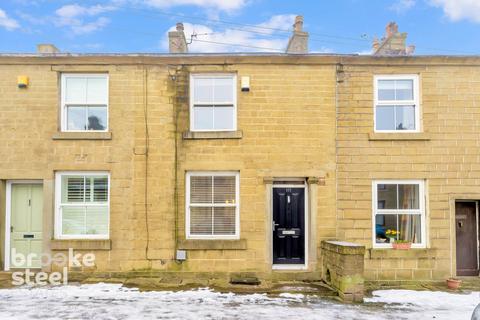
left=177, top=239, right=247, bottom=250
left=321, top=240, right=365, bottom=255
left=182, top=130, right=243, bottom=140
left=51, top=240, right=111, bottom=251
left=52, top=132, right=112, bottom=140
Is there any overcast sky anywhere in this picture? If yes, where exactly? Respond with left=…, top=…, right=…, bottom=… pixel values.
left=0, top=0, right=479, bottom=54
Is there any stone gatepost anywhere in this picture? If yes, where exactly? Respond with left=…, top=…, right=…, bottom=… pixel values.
left=321, top=240, right=365, bottom=302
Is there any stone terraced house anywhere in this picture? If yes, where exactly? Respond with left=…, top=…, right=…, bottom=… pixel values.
left=0, top=18, right=479, bottom=299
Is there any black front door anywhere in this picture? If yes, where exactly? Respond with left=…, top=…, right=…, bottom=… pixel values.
left=273, top=187, right=305, bottom=265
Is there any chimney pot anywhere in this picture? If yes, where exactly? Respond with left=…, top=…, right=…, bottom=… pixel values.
left=36, top=44, right=59, bottom=54
left=385, top=22, right=398, bottom=38
left=406, top=45, right=416, bottom=55
left=168, top=22, right=188, bottom=53
left=293, top=15, right=304, bottom=32
left=286, top=15, right=309, bottom=54
left=373, top=22, right=414, bottom=56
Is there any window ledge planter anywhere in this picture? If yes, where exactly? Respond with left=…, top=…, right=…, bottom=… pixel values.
left=392, top=242, right=412, bottom=250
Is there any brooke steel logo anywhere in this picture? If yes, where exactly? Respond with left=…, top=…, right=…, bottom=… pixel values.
left=10, top=249, right=96, bottom=286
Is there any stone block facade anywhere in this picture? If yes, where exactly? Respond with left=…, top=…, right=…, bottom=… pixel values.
left=0, top=54, right=478, bottom=283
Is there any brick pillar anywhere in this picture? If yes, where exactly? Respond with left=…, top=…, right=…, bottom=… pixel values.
left=321, top=240, right=365, bottom=302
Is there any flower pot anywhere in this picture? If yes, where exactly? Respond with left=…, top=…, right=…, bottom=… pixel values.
left=392, top=242, right=412, bottom=250
left=446, top=278, right=462, bottom=290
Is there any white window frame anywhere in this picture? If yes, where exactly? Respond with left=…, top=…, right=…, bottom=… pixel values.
left=55, top=171, right=110, bottom=240
left=373, top=74, right=420, bottom=133
left=189, top=73, right=237, bottom=132
left=186, top=171, right=240, bottom=240
left=61, top=73, right=109, bottom=132
left=372, top=180, right=426, bottom=249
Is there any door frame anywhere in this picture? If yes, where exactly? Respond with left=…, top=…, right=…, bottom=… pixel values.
left=271, top=182, right=308, bottom=270
left=4, top=180, right=43, bottom=271
left=454, top=200, right=479, bottom=276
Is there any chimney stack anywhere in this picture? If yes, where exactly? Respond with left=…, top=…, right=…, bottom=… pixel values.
left=168, top=22, right=188, bottom=54
left=286, top=15, right=309, bottom=54
left=37, top=44, right=60, bottom=54
left=372, top=22, right=415, bottom=56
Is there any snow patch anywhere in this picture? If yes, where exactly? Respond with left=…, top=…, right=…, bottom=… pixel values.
left=0, top=284, right=477, bottom=320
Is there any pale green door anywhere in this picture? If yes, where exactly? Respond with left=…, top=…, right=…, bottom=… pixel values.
left=10, top=184, right=43, bottom=269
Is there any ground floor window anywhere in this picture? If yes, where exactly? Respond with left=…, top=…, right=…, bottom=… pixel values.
left=186, top=171, right=239, bottom=239
left=55, top=172, right=110, bottom=239
left=373, top=180, right=425, bottom=248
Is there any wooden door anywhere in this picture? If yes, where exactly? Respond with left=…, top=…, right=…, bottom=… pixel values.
left=10, top=184, right=43, bottom=269
left=455, top=201, right=478, bottom=276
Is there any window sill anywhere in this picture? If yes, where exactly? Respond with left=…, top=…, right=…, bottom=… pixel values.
left=368, top=132, right=430, bottom=141
left=50, top=239, right=111, bottom=251
left=368, top=248, right=435, bottom=259
left=182, top=130, right=243, bottom=140
left=177, top=239, right=247, bottom=250
left=52, top=132, right=112, bottom=140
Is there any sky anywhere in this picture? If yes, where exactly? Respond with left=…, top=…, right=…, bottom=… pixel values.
left=0, top=0, right=479, bottom=55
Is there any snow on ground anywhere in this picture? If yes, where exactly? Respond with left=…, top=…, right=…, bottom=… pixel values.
left=0, top=283, right=477, bottom=320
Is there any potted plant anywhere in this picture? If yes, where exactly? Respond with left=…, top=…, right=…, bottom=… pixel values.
left=385, top=229, right=399, bottom=243
left=446, top=278, right=462, bottom=290
left=392, top=239, right=412, bottom=250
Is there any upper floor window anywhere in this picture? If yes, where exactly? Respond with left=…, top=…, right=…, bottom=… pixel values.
left=374, top=75, right=419, bottom=132
left=186, top=172, right=240, bottom=239
left=190, top=74, right=237, bottom=131
left=61, top=74, right=109, bottom=132
left=55, top=172, right=110, bottom=239
left=373, top=180, right=426, bottom=248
